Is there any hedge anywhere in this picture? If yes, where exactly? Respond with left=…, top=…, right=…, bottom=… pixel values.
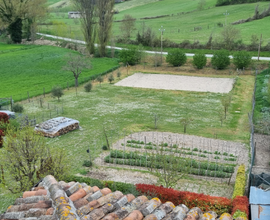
left=232, top=164, right=246, bottom=199
left=231, top=196, right=249, bottom=219
left=136, top=183, right=232, bottom=215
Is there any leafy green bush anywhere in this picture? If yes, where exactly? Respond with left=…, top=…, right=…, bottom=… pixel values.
left=119, top=46, right=139, bottom=65
left=63, top=175, right=103, bottom=188
left=166, top=49, right=187, bottom=66
left=51, top=86, right=63, bottom=101
left=83, top=160, right=93, bottom=167
left=102, top=145, right=108, bottom=150
left=233, top=51, right=252, bottom=69
left=108, top=74, right=114, bottom=84
left=211, top=49, right=230, bottom=70
left=84, top=82, right=92, bottom=92
left=193, top=53, right=207, bottom=69
left=232, top=164, right=246, bottom=199
left=12, top=103, right=23, bottom=113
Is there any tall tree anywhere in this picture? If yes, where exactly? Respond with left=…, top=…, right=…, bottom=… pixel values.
left=96, top=0, right=114, bottom=57
left=119, top=14, right=136, bottom=41
left=73, top=0, right=96, bottom=55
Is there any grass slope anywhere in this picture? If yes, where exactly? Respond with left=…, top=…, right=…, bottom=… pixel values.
left=43, top=0, right=270, bottom=45
left=0, top=43, right=119, bottom=101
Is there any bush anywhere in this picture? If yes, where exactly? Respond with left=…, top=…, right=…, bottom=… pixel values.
left=232, top=164, right=246, bottom=199
left=136, top=184, right=232, bottom=215
left=84, top=82, right=92, bottom=92
left=119, top=46, right=139, bottom=65
left=82, top=160, right=93, bottom=167
left=211, top=49, right=230, bottom=70
left=231, top=196, right=249, bottom=219
left=102, top=145, right=108, bottom=150
left=108, top=74, right=114, bottom=84
left=233, top=51, right=252, bottom=69
left=193, top=53, right=207, bottom=69
left=51, top=86, right=63, bottom=101
left=11, top=103, right=24, bottom=113
left=166, top=49, right=187, bottom=66
left=117, top=71, right=121, bottom=78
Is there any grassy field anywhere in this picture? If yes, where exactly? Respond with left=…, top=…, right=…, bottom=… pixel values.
left=41, top=0, right=270, bottom=45
left=15, top=66, right=254, bottom=174
left=0, top=43, right=119, bottom=101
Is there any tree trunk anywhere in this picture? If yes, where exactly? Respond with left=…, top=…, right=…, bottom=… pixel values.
left=8, top=18, right=23, bottom=43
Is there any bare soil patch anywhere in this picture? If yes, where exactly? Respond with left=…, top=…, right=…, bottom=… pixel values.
left=115, top=73, right=234, bottom=93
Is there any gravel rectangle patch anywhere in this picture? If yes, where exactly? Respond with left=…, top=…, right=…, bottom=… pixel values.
left=115, top=73, right=234, bottom=93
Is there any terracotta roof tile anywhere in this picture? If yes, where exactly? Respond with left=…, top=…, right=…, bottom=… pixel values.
left=1, top=175, right=235, bottom=220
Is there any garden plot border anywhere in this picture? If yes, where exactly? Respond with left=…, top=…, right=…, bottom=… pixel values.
left=94, top=132, right=249, bottom=184
left=115, top=73, right=235, bottom=93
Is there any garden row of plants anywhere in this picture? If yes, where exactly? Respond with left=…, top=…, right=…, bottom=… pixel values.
left=64, top=174, right=248, bottom=217
left=104, top=150, right=235, bottom=178
left=122, top=140, right=237, bottom=161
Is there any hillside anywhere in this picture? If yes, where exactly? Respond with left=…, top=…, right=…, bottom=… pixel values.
left=43, top=0, right=270, bottom=45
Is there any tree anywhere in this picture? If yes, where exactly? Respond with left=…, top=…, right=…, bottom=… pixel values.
left=108, top=74, right=114, bottom=84
left=180, top=116, right=193, bottom=133
left=148, top=145, right=189, bottom=188
left=211, top=49, right=230, bottom=70
left=166, top=49, right=187, bottom=67
left=197, top=0, right=206, bottom=10
left=233, top=51, right=252, bottom=69
left=51, top=86, right=63, bottom=101
left=1, top=126, right=69, bottom=193
left=119, top=46, right=140, bottom=65
left=73, top=0, right=96, bottom=54
left=96, top=0, right=114, bottom=57
left=221, top=95, right=231, bottom=119
left=220, top=25, right=240, bottom=50
left=120, top=14, right=136, bottom=40
left=0, top=0, right=47, bottom=43
left=193, top=53, right=207, bottom=69
left=63, top=53, right=92, bottom=95
left=97, top=75, right=104, bottom=87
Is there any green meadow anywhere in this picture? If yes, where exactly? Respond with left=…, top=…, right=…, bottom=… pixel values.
left=0, top=43, right=118, bottom=101
left=41, top=0, right=270, bottom=45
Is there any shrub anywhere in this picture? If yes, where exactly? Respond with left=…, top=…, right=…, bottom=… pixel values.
left=117, top=71, right=121, bottom=78
left=211, top=49, right=230, bottom=70
left=0, top=129, right=4, bottom=148
left=102, top=145, right=108, bottom=150
left=119, top=46, right=139, bottom=65
left=63, top=175, right=104, bottom=188
left=51, top=86, right=63, bottom=101
left=84, top=82, right=92, bottom=92
left=108, top=74, right=114, bottom=84
left=231, top=196, right=249, bottom=219
left=193, top=53, right=207, bottom=69
left=166, top=49, right=187, bottom=67
left=233, top=51, right=252, bottom=69
left=83, top=160, right=93, bottom=167
left=136, top=184, right=232, bottom=215
left=232, top=164, right=246, bottom=199
left=96, top=75, right=104, bottom=86
left=12, top=103, right=24, bottom=113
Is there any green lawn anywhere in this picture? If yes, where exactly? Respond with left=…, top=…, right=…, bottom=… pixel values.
left=17, top=72, right=254, bottom=174
left=42, top=0, right=270, bottom=45
left=0, top=43, right=119, bottom=101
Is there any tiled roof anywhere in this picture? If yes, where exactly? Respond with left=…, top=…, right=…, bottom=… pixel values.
left=0, top=175, right=236, bottom=220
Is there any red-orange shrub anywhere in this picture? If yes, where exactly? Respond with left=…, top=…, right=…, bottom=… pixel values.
left=136, top=184, right=232, bottom=215
left=231, top=196, right=249, bottom=218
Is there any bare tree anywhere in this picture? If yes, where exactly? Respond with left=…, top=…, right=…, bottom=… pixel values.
left=197, top=0, right=206, bottom=11
left=96, top=0, right=114, bottom=57
left=221, top=95, right=231, bottom=119
left=63, top=53, right=92, bottom=95
left=220, top=25, right=241, bottom=50
left=120, top=14, right=136, bottom=41
left=73, top=0, right=96, bottom=54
